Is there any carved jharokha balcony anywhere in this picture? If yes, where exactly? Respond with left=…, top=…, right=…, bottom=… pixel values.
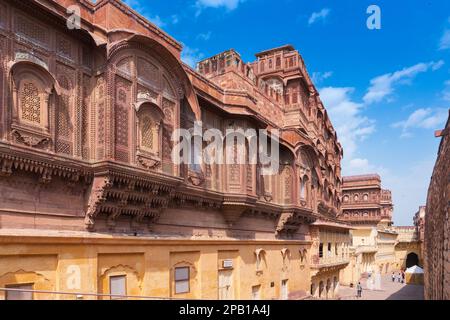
left=0, top=141, right=320, bottom=235
left=311, top=255, right=350, bottom=270
left=355, top=245, right=378, bottom=254
left=338, top=215, right=386, bottom=224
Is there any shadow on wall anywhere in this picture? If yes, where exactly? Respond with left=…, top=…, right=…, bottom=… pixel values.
left=386, top=284, right=424, bottom=300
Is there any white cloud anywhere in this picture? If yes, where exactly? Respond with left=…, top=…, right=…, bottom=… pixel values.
left=148, top=15, right=166, bottom=28
left=197, top=31, right=212, bottom=41
left=181, top=45, right=205, bottom=68
left=312, top=71, right=333, bottom=84
left=195, top=0, right=243, bottom=15
left=363, top=61, right=444, bottom=104
left=438, top=17, right=450, bottom=50
left=308, top=8, right=330, bottom=25
left=382, top=160, right=434, bottom=226
left=320, top=61, right=446, bottom=224
left=392, top=108, right=448, bottom=137
left=319, top=87, right=375, bottom=173
left=171, top=15, right=180, bottom=24
left=443, top=80, right=450, bottom=101
left=348, top=158, right=375, bottom=174
left=123, top=0, right=179, bottom=28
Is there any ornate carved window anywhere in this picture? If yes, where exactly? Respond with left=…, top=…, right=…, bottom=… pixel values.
left=116, top=56, right=133, bottom=79
left=136, top=102, right=164, bottom=170
left=112, top=49, right=182, bottom=170
left=9, top=59, right=58, bottom=150
left=55, top=74, right=73, bottom=155
left=141, top=115, right=154, bottom=151
left=137, top=105, right=162, bottom=155
left=301, top=176, right=309, bottom=199
left=20, top=82, right=41, bottom=124
left=266, top=78, right=284, bottom=95
left=12, top=62, right=55, bottom=131
left=281, top=166, right=294, bottom=204
left=190, top=138, right=203, bottom=173
left=137, top=58, right=159, bottom=88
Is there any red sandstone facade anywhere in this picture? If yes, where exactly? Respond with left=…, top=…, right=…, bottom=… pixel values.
left=0, top=0, right=350, bottom=299
left=340, top=174, right=393, bottom=227
left=424, top=111, right=450, bottom=300
left=0, top=0, right=345, bottom=236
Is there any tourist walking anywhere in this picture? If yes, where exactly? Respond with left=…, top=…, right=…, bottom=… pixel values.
left=401, top=271, right=405, bottom=284
left=391, top=272, right=395, bottom=282
left=357, top=282, right=363, bottom=298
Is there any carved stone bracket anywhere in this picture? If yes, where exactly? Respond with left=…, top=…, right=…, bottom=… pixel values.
left=222, top=205, right=248, bottom=227
left=84, top=169, right=178, bottom=230
left=0, top=158, right=13, bottom=177
left=221, top=195, right=257, bottom=227
left=137, top=154, right=161, bottom=170
left=39, top=168, right=52, bottom=184
left=0, top=151, right=92, bottom=185
left=187, top=170, right=205, bottom=187
left=276, top=208, right=317, bottom=238
left=318, top=201, right=338, bottom=218
left=12, top=129, right=51, bottom=150
left=263, top=192, right=273, bottom=203
left=276, top=212, right=296, bottom=236
left=172, top=191, right=222, bottom=210
left=85, top=176, right=112, bottom=229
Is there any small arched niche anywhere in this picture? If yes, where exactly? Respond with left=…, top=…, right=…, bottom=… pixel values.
left=9, top=59, right=60, bottom=132
left=135, top=101, right=164, bottom=170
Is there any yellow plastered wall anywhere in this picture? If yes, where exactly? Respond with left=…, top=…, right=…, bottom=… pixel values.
left=0, top=255, right=57, bottom=300
left=0, top=238, right=313, bottom=300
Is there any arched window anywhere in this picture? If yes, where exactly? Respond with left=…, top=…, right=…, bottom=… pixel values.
left=111, top=48, right=185, bottom=168
left=15, top=72, right=52, bottom=129
left=140, top=114, right=154, bottom=151
left=137, top=105, right=162, bottom=155
left=20, top=82, right=41, bottom=124
left=300, top=176, right=310, bottom=205
left=300, top=177, right=306, bottom=200
left=10, top=59, right=58, bottom=149
left=190, top=137, right=203, bottom=173
left=135, top=102, right=164, bottom=170
left=282, top=166, right=293, bottom=204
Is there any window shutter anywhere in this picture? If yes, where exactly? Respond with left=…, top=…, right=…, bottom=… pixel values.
left=6, top=284, right=33, bottom=300
left=110, top=276, right=126, bottom=299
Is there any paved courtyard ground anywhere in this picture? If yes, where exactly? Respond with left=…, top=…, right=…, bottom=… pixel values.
left=338, top=275, right=424, bottom=300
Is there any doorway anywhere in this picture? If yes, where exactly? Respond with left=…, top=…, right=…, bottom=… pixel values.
left=218, top=270, right=234, bottom=300
left=406, top=252, right=419, bottom=268
left=280, top=279, right=288, bottom=300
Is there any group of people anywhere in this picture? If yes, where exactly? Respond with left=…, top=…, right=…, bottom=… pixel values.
left=355, top=270, right=406, bottom=299
left=392, top=271, right=405, bottom=284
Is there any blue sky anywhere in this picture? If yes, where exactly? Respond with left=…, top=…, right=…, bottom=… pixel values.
left=122, top=0, right=450, bottom=226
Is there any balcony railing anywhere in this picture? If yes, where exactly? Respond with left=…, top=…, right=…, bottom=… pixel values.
left=312, top=255, right=350, bottom=268
left=355, top=245, right=378, bottom=254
